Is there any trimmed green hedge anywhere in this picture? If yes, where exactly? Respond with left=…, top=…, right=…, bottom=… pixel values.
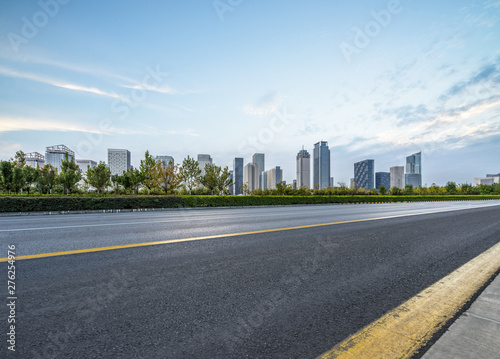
left=1, top=195, right=499, bottom=213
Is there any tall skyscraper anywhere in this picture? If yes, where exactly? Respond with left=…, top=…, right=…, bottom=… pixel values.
left=45, top=145, right=75, bottom=172
left=108, top=149, right=131, bottom=175
left=296, top=148, right=310, bottom=189
left=25, top=152, right=45, bottom=168
left=313, top=141, right=330, bottom=189
left=252, top=153, right=265, bottom=189
left=261, top=171, right=268, bottom=190
left=354, top=159, right=375, bottom=190
left=390, top=166, right=404, bottom=188
left=233, top=157, right=244, bottom=195
left=266, top=166, right=283, bottom=190
left=197, top=154, right=212, bottom=176
left=243, top=163, right=259, bottom=193
left=375, top=172, right=391, bottom=191
left=405, top=152, right=422, bottom=188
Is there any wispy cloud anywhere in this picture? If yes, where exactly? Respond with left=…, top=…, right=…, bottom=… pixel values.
left=0, top=66, right=127, bottom=101
left=0, top=116, right=104, bottom=134
left=243, top=92, right=282, bottom=116
left=120, top=83, right=178, bottom=95
left=440, top=61, right=500, bottom=102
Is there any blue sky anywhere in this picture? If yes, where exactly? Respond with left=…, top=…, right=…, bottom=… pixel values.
left=0, top=0, right=499, bottom=185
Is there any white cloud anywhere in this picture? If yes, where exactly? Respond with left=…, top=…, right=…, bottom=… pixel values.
left=243, top=92, right=282, bottom=116
left=0, top=66, right=127, bottom=101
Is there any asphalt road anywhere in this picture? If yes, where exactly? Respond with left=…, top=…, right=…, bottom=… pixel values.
left=1, top=201, right=500, bottom=358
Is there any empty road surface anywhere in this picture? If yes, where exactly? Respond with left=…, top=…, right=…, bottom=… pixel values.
left=1, top=200, right=500, bottom=358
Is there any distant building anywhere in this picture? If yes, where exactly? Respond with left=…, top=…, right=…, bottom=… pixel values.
left=25, top=152, right=45, bottom=168
left=350, top=178, right=356, bottom=189
left=330, top=177, right=334, bottom=187
left=155, top=155, right=174, bottom=167
left=266, top=166, right=283, bottom=190
left=375, top=172, right=391, bottom=191
left=292, top=179, right=297, bottom=189
left=296, top=148, right=310, bottom=189
left=405, top=152, right=422, bottom=188
left=108, top=149, right=131, bottom=176
left=487, top=173, right=500, bottom=178
left=474, top=176, right=500, bottom=186
left=76, top=159, right=97, bottom=172
left=197, top=154, right=212, bottom=177
left=243, top=163, right=259, bottom=193
left=354, top=159, right=375, bottom=190
left=313, top=141, right=330, bottom=189
left=252, top=153, right=265, bottom=189
left=261, top=171, right=268, bottom=190
left=233, top=158, right=244, bottom=195
left=390, top=166, right=405, bottom=188
left=46, top=145, right=75, bottom=172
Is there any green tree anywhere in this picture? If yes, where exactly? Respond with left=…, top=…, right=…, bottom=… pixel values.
left=59, top=153, right=82, bottom=194
left=37, top=164, right=58, bottom=194
left=127, top=168, right=144, bottom=194
left=181, top=156, right=201, bottom=193
left=13, top=150, right=26, bottom=169
left=12, top=166, right=25, bottom=194
left=140, top=150, right=157, bottom=195
left=0, top=161, right=14, bottom=194
left=216, top=166, right=232, bottom=195
left=445, top=181, right=457, bottom=194
left=378, top=184, right=387, bottom=195
left=403, top=184, right=414, bottom=195
left=23, top=165, right=38, bottom=195
left=85, top=162, right=111, bottom=194
left=275, top=181, right=287, bottom=195
left=459, top=183, right=475, bottom=195
left=199, top=164, right=220, bottom=195
left=156, top=160, right=183, bottom=194
left=389, top=187, right=402, bottom=195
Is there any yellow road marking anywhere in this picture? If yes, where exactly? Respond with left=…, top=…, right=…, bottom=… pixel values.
left=316, top=240, right=500, bottom=359
left=0, top=206, right=498, bottom=262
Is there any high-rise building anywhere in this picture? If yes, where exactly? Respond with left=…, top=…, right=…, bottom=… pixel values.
left=233, top=157, right=244, bottom=195
left=296, top=148, right=310, bottom=189
left=375, top=172, right=391, bottom=191
left=261, top=171, right=268, bottom=190
left=252, top=153, right=265, bottom=173
left=390, top=166, right=405, bottom=189
left=45, top=145, right=75, bottom=172
left=405, top=152, right=422, bottom=188
left=76, top=159, right=97, bottom=171
left=197, top=154, right=212, bottom=177
left=25, top=152, right=45, bottom=168
left=108, top=149, right=131, bottom=176
left=354, top=159, right=375, bottom=190
left=266, top=166, right=283, bottom=190
left=244, top=163, right=259, bottom=193
left=313, top=141, right=330, bottom=189
left=155, top=155, right=174, bottom=167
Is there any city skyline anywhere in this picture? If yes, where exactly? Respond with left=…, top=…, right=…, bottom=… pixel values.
left=5, top=141, right=498, bottom=188
left=1, top=1, right=499, bottom=186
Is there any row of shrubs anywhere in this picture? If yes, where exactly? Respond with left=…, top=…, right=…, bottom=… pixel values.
left=1, top=195, right=499, bottom=213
